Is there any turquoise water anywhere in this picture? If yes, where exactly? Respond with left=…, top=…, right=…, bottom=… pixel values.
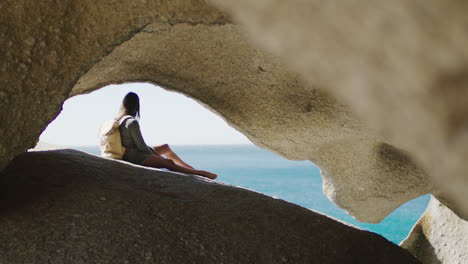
left=75, top=144, right=429, bottom=244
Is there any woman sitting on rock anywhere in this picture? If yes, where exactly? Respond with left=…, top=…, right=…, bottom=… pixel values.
left=116, top=92, right=217, bottom=179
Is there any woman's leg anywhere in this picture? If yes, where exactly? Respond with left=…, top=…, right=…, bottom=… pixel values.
left=143, top=154, right=217, bottom=179
left=153, top=144, right=194, bottom=169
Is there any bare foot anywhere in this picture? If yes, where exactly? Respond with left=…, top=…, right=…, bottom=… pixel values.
left=198, top=170, right=217, bottom=179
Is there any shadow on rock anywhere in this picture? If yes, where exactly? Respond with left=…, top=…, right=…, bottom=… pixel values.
left=0, top=150, right=420, bottom=264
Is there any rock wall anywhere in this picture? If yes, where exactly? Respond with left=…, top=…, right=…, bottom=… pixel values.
left=0, top=0, right=431, bottom=224
left=0, top=149, right=420, bottom=264
left=208, top=0, right=468, bottom=220
left=0, top=0, right=227, bottom=171
left=2, top=0, right=468, bottom=263
left=401, top=197, right=468, bottom=264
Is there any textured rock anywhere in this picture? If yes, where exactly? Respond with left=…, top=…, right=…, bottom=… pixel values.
left=401, top=197, right=468, bottom=264
left=29, top=142, right=67, bottom=151
left=0, top=0, right=431, bottom=224
left=1, top=1, right=468, bottom=262
left=0, top=0, right=228, bottom=171
left=0, top=149, right=420, bottom=264
left=207, top=0, right=468, bottom=219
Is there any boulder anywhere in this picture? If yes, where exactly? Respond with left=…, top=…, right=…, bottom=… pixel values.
left=0, top=149, right=420, bottom=264
left=208, top=0, right=468, bottom=219
left=401, top=197, right=468, bottom=264
left=0, top=0, right=431, bottom=224
left=0, top=0, right=228, bottom=171
left=2, top=1, right=468, bottom=262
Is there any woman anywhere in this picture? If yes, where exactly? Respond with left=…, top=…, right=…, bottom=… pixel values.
left=117, top=92, right=217, bottom=179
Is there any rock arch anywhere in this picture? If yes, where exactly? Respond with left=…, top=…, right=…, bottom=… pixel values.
left=2, top=1, right=468, bottom=262
left=1, top=0, right=429, bottom=223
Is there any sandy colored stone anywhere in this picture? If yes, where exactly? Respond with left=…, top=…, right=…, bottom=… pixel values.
left=1, top=1, right=468, bottom=262
left=401, top=197, right=468, bottom=264
left=0, top=0, right=228, bottom=171
left=0, top=149, right=420, bottom=264
left=208, top=0, right=468, bottom=219
left=29, top=142, right=67, bottom=152
left=0, top=0, right=431, bottom=224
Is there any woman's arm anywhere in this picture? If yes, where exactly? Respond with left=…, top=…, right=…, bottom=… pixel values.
left=128, top=120, right=155, bottom=154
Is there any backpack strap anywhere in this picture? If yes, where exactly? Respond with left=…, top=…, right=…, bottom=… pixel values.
left=117, top=115, right=133, bottom=125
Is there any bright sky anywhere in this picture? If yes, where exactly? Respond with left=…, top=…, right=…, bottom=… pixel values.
left=40, top=83, right=252, bottom=146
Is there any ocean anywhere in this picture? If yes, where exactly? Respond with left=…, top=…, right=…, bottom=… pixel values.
left=75, top=144, right=429, bottom=244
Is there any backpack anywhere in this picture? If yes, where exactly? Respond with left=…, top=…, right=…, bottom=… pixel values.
left=98, top=115, right=132, bottom=159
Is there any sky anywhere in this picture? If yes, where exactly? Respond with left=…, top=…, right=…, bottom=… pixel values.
left=40, top=83, right=252, bottom=146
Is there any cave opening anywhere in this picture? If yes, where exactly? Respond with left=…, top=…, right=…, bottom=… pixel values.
left=38, top=82, right=429, bottom=244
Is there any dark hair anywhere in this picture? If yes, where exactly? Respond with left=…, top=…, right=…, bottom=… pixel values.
left=117, top=92, right=140, bottom=119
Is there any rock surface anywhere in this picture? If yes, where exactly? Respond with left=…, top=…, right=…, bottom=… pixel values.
left=0, top=0, right=228, bottom=171
left=208, top=0, right=468, bottom=219
left=0, top=0, right=432, bottom=224
left=0, top=0, right=452, bottom=227
left=2, top=1, right=468, bottom=262
left=401, top=197, right=468, bottom=264
left=0, top=150, right=420, bottom=264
